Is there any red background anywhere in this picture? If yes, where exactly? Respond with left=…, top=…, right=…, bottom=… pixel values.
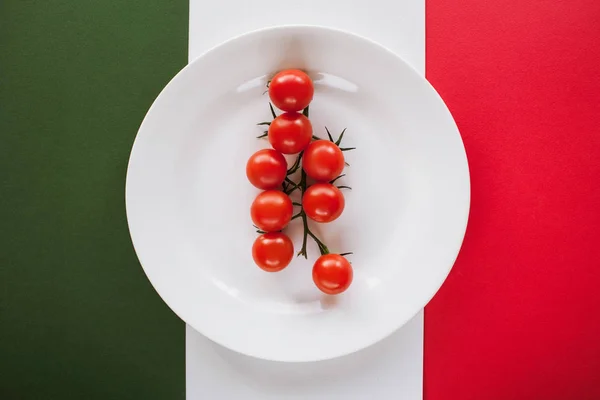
left=424, top=1, right=600, bottom=399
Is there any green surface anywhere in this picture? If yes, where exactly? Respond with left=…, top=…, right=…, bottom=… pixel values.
left=0, top=1, right=188, bottom=398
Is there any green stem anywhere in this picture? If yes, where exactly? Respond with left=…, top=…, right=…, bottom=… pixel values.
left=325, top=126, right=334, bottom=142
left=287, top=152, right=303, bottom=175
left=285, top=177, right=301, bottom=192
left=335, top=128, right=347, bottom=146
left=307, top=230, right=329, bottom=255
left=268, top=103, right=343, bottom=258
left=298, top=212, right=310, bottom=259
left=329, top=174, right=345, bottom=184
left=296, top=169, right=330, bottom=257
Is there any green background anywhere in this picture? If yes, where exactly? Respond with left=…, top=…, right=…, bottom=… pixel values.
left=0, top=1, right=188, bottom=398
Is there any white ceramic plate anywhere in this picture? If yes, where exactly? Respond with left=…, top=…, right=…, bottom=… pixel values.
left=126, top=26, right=469, bottom=362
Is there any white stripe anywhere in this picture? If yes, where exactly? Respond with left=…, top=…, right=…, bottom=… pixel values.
left=187, top=2, right=424, bottom=398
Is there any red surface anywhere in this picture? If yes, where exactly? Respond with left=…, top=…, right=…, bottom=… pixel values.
left=424, top=1, right=600, bottom=399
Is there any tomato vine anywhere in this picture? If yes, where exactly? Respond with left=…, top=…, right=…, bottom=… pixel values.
left=258, top=104, right=354, bottom=258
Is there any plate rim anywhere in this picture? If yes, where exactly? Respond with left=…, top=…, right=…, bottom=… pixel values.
left=125, top=24, right=471, bottom=362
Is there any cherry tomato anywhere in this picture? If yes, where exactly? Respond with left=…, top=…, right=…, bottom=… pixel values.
left=268, top=113, right=313, bottom=154
left=312, top=254, right=353, bottom=295
left=268, top=69, right=314, bottom=112
left=251, top=190, right=293, bottom=232
left=302, top=183, right=345, bottom=223
left=246, top=149, right=287, bottom=190
left=252, top=232, right=294, bottom=272
left=302, top=140, right=345, bottom=182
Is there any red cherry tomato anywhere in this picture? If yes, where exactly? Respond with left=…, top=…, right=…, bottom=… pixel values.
left=268, top=69, right=314, bottom=112
left=268, top=113, right=313, bottom=154
left=312, top=254, right=353, bottom=295
left=251, top=190, right=293, bottom=232
left=246, top=149, right=287, bottom=190
left=302, top=140, right=345, bottom=182
left=302, top=183, right=345, bottom=223
left=252, top=232, right=294, bottom=272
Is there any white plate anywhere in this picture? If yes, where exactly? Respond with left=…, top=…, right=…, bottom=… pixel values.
left=126, top=25, right=469, bottom=362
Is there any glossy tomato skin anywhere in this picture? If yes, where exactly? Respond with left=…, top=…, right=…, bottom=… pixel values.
left=252, top=232, right=294, bottom=272
left=268, top=113, right=313, bottom=154
left=302, top=140, right=345, bottom=182
left=312, top=254, right=353, bottom=295
left=246, top=149, right=287, bottom=190
left=251, top=190, right=293, bottom=232
left=268, top=69, right=314, bottom=112
left=302, top=183, right=345, bottom=223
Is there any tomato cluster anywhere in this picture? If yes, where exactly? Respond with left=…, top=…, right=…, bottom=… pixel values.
left=246, top=69, right=353, bottom=295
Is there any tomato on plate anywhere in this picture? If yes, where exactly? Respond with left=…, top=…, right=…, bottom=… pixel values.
left=268, top=69, right=314, bottom=112
left=251, top=190, right=293, bottom=232
left=246, top=149, right=287, bottom=190
left=302, top=140, right=345, bottom=182
left=252, top=232, right=294, bottom=272
left=268, top=113, right=313, bottom=154
left=312, top=254, right=353, bottom=295
left=302, top=183, right=345, bottom=223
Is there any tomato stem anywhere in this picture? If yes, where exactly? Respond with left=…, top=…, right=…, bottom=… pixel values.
left=269, top=102, right=277, bottom=119
left=285, top=177, right=301, bottom=193
left=262, top=80, right=272, bottom=95
left=295, top=168, right=330, bottom=257
left=334, top=128, right=347, bottom=146
left=325, top=126, right=334, bottom=142
left=330, top=175, right=352, bottom=190
left=253, top=225, right=267, bottom=234
left=329, top=174, right=345, bottom=184
left=286, top=152, right=303, bottom=176
left=323, top=127, right=351, bottom=151
left=307, top=229, right=329, bottom=255
left=255, top=99, right=347, bottom=259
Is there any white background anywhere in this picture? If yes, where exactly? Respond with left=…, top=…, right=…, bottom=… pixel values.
left=187, top=1, right=425, bottom=398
